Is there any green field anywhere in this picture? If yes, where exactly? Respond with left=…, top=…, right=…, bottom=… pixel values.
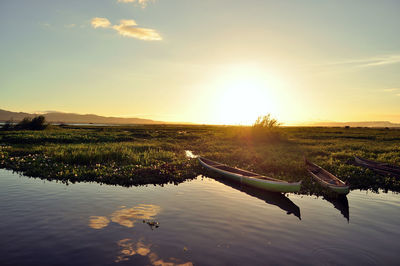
left=1, top=125, right=399, bottom=193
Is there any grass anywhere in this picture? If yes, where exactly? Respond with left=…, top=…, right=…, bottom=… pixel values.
left=1, top=125, right=399, bottom=193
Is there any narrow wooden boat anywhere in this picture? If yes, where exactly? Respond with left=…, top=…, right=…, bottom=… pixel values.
left=305, top=159, right=349, bottom=194
left=354, top=156, right=400, bottom=176
left=198, top=157, right=301, bottom=193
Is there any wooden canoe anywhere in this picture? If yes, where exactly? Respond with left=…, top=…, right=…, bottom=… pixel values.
left=354, top=156, right=400, bottom=176
left=305, top=159, right=349, bottom=194
left=198, top=157, right=301, bottom=193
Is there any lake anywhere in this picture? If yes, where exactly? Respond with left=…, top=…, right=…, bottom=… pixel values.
left=0, top=169, right=399, bottom=265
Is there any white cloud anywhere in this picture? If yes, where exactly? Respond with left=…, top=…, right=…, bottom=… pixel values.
left=112, top=20, right=161, bottom=40
left=91, top=17, right=111, bottom=28
left=117, top=0, right=153, bottom=8
left=91, top=17, right=162, bottom=41
left=119, top=19, right=137, bottom=26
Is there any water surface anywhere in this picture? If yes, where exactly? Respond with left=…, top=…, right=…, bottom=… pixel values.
left=0, top=169, right=399, bottom=265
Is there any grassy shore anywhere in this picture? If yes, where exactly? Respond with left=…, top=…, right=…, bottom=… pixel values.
left=0, top=125, right=399, bottom=193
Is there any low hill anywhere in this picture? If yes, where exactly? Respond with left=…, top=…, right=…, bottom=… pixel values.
left=0, top=109, right=165, bottom=124
left=309, top=121, right=400, bottom=128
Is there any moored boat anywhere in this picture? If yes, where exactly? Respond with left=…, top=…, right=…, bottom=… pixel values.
left=354, top=156, right=400, bottom=176
left=305, top=159, right=349, bottom=194
left=198, top=157, right=301, bottom=193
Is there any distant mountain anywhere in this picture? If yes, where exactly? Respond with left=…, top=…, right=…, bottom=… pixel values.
left=0, top=109, right=166, bottom=124
left=309, top=121, right=400, bottom=128
left=0, top=109, right=32, bottom=122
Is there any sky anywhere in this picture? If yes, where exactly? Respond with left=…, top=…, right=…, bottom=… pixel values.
left=1, top=0, right=400, bottom=125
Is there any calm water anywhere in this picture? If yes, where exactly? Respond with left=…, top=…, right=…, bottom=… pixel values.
left=0, top=169, right=399, bottom=265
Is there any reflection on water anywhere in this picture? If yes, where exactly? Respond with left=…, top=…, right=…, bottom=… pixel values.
left=209, top=174, right=351, bottom=222
left=111, top=204, right=161, bottom=228
left=115, top=238, right=151, bottom=262
left=89, top=204, right=160, bottom=229
left=211, top=175, right=301, bottom=220
left=89, top=204, right=191, bottom=265
left=311, top=246, right=378, bottom=265
left=89, top=216, right=110, bottom=229
left=116, top=238, right=193, bottom=265
left=1, top=169, right=400, bottom=265
left=323, top=196, right=350, bottom=222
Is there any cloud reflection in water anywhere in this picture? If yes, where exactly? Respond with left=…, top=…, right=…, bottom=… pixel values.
left=116, top=238, right=193, bottom=266
left=115, top=238, right=151, bottom=262
left=111, top=204, right=161, bottom=228
left=89, top=204, right=192, bottom=265
left=88, top=216, right=110, bottom=229
left=88, top=204, right=160, bottom=229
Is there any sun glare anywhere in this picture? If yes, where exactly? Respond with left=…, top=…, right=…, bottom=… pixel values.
left=212, top=65, right=278, bottom=125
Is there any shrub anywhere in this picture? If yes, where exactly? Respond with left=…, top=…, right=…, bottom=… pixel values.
left=16, top=115, right=48, bottom=130
left=251, top=114, right=282, bottom=141
left=30, top=115, right=47, bottom=130
left=253, top=114, right=281, bottom=129
left=2, top=120, right=14, bottom=130
left=17, top=117, right=32, bottom=129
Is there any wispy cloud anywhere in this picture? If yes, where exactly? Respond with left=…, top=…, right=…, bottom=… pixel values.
left=380, top=88, right=400, bottom=97
left=65, top=24, right=76, bottom=29
left=326, top=54, right=400, bottom=68
left=39, top=22, right=51, bottom=28
left=382, top=88, right=399, bottom=92
left=112, top=20, right=161, bottom=40
left=117, top=0, right=153, bottom=8
left=359, top=54, right=400, bottom=67
left=91, top=17, right=111, bottom=28
left=91, top=17, right=162, bottom=40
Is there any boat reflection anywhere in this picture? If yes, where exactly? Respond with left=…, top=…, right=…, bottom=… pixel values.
left=323, top=195, right=350, bottom=222
left=210, top=176, right=301, bottom=220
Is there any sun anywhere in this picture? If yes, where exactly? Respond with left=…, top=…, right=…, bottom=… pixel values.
left=212, top=65, right=278, bottom=125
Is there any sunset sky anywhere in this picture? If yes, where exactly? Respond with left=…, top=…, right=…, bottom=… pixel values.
left=1, top=0, right=400, bottom=125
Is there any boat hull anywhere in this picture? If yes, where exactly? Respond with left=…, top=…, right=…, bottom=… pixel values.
left=308, top=171, right=349, bottom=194
left=354, top=156, right=400, bottom=176
left=199, top=158, right=301, bottom=193
left=305, top=159, right=349, bottom=195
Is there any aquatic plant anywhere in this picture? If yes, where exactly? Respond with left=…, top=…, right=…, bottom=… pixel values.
left=0, top=125, right=399, bottom=192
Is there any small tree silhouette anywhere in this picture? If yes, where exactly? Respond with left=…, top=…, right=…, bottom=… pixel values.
left=30, top=115, right=47, bottom=130
left=16, top=115, right=48, bottom=130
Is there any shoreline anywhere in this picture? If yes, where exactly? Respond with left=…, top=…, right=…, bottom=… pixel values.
left=1, top=125, right=399, bottom=193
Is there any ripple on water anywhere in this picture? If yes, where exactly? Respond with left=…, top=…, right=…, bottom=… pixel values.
left=311, top=246, right=378, bottom=266
left=1, top=169, right=400, bottom=265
